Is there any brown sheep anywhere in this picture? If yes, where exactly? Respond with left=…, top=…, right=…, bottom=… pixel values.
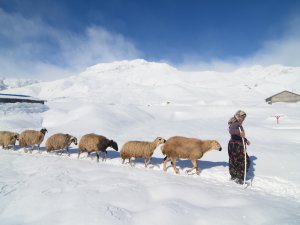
left=0, top=131, right=19, bottom=150
left=78, top=133, right=118, bottom=162
left=161, top=136, right=222, bottom=175
left=19, top=128, right=48, bottom=153
left=120, top=137, right=166, bottom=167
left=46, top=133, right=78, bottom=155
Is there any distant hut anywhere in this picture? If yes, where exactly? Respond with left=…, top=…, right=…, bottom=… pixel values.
left=265, top=90, right=300, bottom=104
left=0, top=93, right=46, bottom=104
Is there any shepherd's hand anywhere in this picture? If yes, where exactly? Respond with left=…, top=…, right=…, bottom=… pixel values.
left=240, top=131, right=245, bottom=137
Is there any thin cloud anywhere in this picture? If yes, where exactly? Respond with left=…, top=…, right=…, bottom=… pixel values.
left=0, top=8, right=141, bottom=80
left=244, top=16, right=300, bottom=67
left=59, top=26, right=141, bottom=70
left=179, top=15, right=300, bottom=71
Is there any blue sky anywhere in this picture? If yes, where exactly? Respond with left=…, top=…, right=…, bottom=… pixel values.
left=0, top=0, right=300, bottom=80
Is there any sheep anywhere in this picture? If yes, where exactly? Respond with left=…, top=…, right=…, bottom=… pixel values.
left=120, top=137, right=166, bottom=167
left=0, top=131, right=19, bottom=150
left=161, top=136, right=222, bottom=175
left=46, top=133, right=78, bottom=156
left=78, top=133, right=118, bottom=162
left=19, top=128, right=48, bottom=153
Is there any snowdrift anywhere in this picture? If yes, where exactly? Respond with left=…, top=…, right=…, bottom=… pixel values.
left=1, top=59, right=300, bottom=225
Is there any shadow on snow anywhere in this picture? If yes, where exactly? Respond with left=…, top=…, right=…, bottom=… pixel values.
left=3, top=146, right=257, bottom=179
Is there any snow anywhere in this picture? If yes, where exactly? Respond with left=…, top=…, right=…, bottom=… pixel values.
left=0, top=59, right=300, bottom=225
left=0, top=78, right=39, bottom=91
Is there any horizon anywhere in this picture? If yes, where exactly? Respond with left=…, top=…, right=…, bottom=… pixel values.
left=0, top=0, right=300, bottom=80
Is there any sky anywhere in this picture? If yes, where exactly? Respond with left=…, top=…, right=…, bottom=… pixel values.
left=0, top=0, right=300, bottom=80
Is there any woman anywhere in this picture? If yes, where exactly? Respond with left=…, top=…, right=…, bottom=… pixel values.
left=228, top=110, right=251, bottom=184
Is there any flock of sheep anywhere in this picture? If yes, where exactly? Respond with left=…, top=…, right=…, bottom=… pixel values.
left=0, top=128, right=222, bottom=175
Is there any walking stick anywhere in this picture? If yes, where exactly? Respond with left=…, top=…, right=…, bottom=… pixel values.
left=239, top=127, right=247, bottom=185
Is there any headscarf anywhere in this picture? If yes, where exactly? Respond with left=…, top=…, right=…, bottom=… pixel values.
left=228, top=110, right=247, bottom=125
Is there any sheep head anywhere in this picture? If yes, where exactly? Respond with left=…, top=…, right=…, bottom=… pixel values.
left=40, top=128, right=48, bottom=135
left=109, top=140, right=118, bottom=151
left=71, top=136, right=78, bottom=145
left=154, top=137, right=166, bottom=146
left=14, top=133, right=19, bottom=141
left=210, top=140, right=222, bottom=151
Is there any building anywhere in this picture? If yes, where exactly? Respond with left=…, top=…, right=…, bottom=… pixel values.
left=265, top=90, right=300, bottom=104
left=0, top=93, right=46, bottom=104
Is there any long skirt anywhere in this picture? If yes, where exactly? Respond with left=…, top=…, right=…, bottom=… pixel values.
left=228, top=141, right=250, bottom=180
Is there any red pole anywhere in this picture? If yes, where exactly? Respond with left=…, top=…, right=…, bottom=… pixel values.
left=275, top=116, right=281, bottom=124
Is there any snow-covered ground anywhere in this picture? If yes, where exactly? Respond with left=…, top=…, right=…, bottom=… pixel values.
left=1, top=59, right=300, bottom=225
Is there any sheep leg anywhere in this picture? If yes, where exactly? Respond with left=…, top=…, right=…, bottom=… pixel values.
left=186, top=159, right=196, bottom=173
left=66, top=147, right=70, bottom=156
left=171, top=158, right=179, bottom=174
left=122, top=158, right=133, bottom=166
left=77, top=151, right=81, bottom=159
left=38, top=144, right=41, bottom=153
left=102, top=151, right=107, bottom=162
left=163, top=156, right=169, bottom=171
left=195, top=160, right=200, bottom=175
left=187, top=159, right=199, bottom=175
left=145, top=158, right=151, bottom=167
left=30, top=145, right=34, bottom=153
left=129, top=158, right=134, bottom=167
left=96, top=151, right=100, bottom=162
left=144, top=158, right=148, bottom=167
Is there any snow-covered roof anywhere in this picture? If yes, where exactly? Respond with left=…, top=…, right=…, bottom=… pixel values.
left=265, top=90, right=300, bottom=104
left=266, top=90, right=300, bottom=100
left=0, top=93, right=45, bottom=104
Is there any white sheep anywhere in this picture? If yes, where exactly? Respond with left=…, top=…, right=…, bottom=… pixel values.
left=19, top=128, right=48, bottom=153
left=0, top=131, right=19, bottom=150
left=78, top=133, right=118, bottom=162
left=120, top=137, right=166, bottom=167
left=46, top=133, right=77, bottom=155
left=161, top=136, right=222, bottom=175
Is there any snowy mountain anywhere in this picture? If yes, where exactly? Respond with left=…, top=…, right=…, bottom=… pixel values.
left=0, top=59, right=300, bottom=225
left=0, top=78, right=39, bottom=91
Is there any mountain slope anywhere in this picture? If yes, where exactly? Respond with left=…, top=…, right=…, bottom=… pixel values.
left=0, top=60, right=300, bottom=224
